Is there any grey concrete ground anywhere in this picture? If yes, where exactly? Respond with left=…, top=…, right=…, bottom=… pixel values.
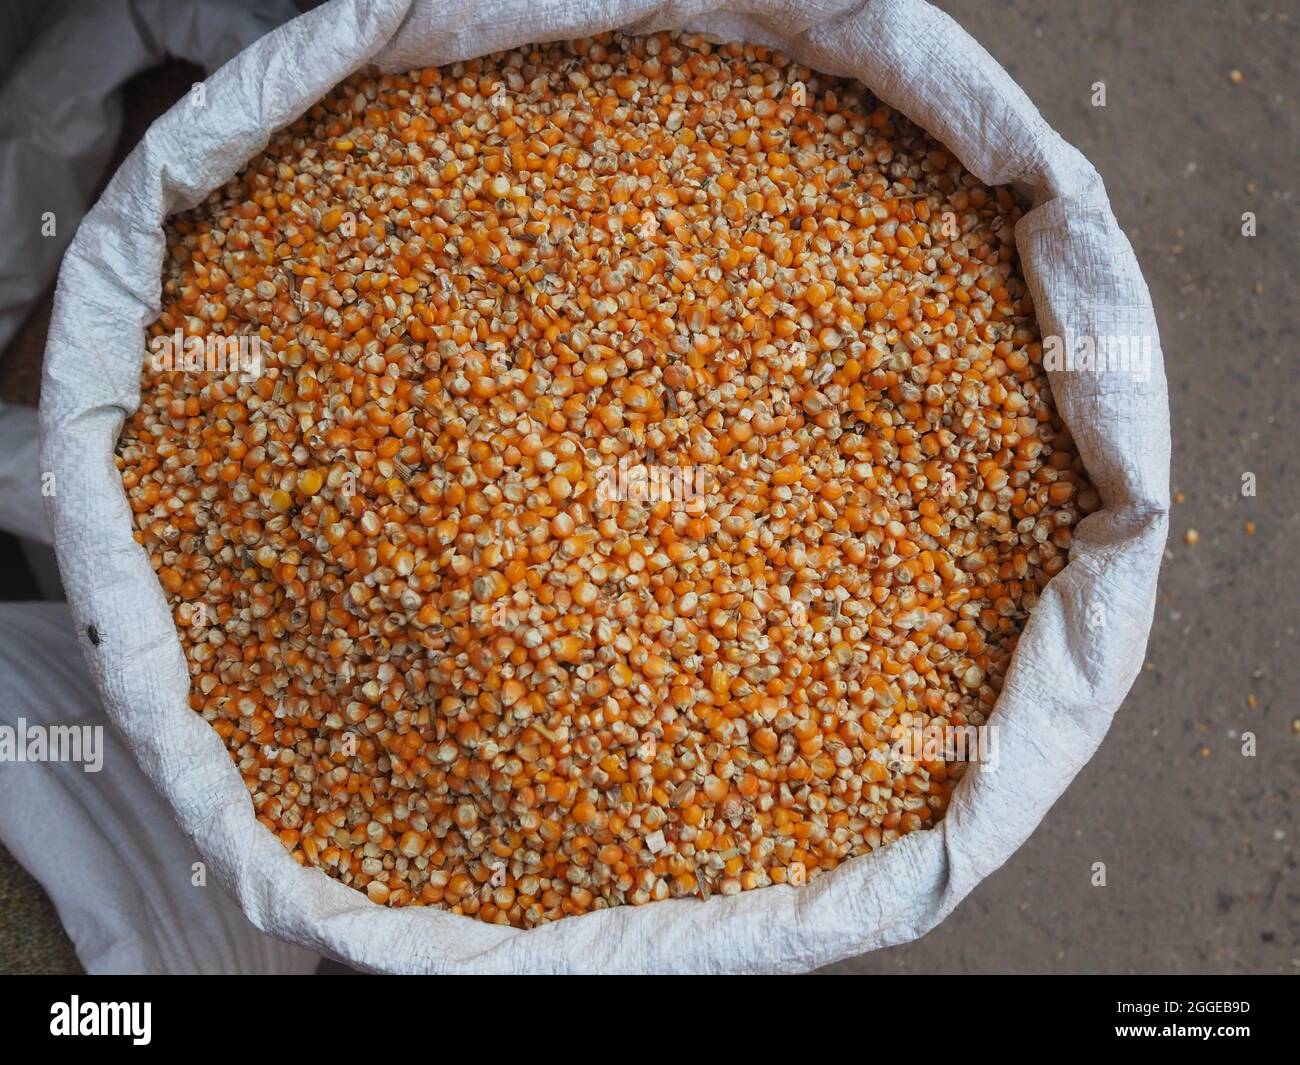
left=1, top=0, right=1296, bottom=974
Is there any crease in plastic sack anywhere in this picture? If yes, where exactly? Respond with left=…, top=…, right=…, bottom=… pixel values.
left=39, top=0, right=1170, bottom=973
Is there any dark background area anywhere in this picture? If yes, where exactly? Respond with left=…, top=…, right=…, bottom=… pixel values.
left=1, top=0, right=1295, bottom=974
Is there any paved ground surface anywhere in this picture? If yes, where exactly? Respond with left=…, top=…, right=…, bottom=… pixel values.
left=1, top=0, right=1295, bottom=974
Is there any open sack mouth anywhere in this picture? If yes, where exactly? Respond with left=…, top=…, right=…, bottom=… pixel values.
left=42, top=0, right=1167, bottom=973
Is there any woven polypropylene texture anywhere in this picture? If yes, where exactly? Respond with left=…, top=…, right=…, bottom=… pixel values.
left=40, top=0, right=1169, bottom=973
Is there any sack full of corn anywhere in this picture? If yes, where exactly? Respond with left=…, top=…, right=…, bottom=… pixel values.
left=40, top=0, right=1169, bottom=972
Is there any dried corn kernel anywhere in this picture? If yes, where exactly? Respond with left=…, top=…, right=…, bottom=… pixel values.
left=117, top=31, right=1094, bottom=929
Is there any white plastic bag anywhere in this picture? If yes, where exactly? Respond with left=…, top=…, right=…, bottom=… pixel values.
left=40, top=0, right=1170, bottom=973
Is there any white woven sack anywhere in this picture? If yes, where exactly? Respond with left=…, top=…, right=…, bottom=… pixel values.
left=40, top=0, right=1170, bottom=973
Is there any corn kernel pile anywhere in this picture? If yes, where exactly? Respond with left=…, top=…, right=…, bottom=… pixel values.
left=118, top=32, right=1098, bottom=927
